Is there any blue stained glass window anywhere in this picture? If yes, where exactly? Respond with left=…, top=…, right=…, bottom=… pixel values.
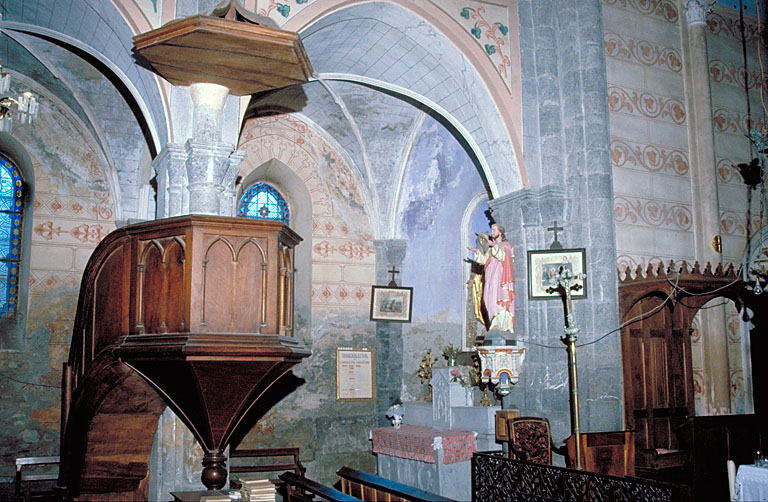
left=1, top=155, right=23, bottom=317
left=238, top=182, right=290, bottom=225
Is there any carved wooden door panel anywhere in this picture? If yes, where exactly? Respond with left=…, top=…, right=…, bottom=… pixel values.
left=622, top=295, right=694, bottom=464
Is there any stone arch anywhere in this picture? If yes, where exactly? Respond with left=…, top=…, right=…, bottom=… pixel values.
left=285, top=0, right=526, bottom=194
left=236, top=154, right=313, bottom=342
left=239, top=114, right=376, bottom=316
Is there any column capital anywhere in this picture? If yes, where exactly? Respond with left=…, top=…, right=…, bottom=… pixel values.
left=684, top=0, right=716, bottom=26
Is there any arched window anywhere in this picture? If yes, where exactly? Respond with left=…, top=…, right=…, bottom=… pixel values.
left=238, top=182, right=290, bottom=225
left=1, top=154, right=23, bottom=317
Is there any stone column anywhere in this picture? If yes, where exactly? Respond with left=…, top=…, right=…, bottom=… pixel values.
left=218, top=150, right=246, bottom=216
left=153, top=144, right=188, bottom=218
left=185, top=83, right=238, bottom=215
left=683, top=0, right=732, bottom=414
left=373, top=239, right=407, bottom=426
left=683, top=0, right=721, bottom=265
left=505, top=0, right=623, bottom=445
left=153, top=82, right=245, bottom=218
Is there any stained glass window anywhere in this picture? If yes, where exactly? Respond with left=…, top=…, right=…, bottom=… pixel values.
left=1, top=155, right=23, bottom=317
left=238, top=182, right=290, bottom=225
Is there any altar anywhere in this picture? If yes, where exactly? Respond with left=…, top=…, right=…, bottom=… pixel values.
left=371, top=425, right=475, bottom=500
left=371, top=368, right=505, bottom=500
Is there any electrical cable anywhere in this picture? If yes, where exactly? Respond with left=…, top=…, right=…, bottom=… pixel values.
left=519, top=268, right=744, bottom=350
left=0, top=370, right=59, bottom=389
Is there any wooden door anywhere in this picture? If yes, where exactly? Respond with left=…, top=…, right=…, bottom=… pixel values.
left=621, top=294, right=694, bottom=466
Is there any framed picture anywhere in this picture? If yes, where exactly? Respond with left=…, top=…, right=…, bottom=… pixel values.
left=527, top=248, right=587, bottom=300
left=370, top=285, right=413, bottom=322
left=336, top=348, right=374, bottom=401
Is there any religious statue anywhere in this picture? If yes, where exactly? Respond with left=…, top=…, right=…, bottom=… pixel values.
left=467, top=223, right=515, bottom=333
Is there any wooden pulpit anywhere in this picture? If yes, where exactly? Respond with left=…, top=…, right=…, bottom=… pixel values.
left=59, top=215, right=310, bottom=498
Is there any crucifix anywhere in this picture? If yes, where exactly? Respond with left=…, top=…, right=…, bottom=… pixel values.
left=547, top=265, right=586, bottom=469
left=388, top=266, right=400, bottom=287
left=548, top=221, right=563, bottom=249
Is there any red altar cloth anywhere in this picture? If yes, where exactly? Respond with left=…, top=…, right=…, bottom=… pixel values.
left=371, top=425, right=476, bottom=464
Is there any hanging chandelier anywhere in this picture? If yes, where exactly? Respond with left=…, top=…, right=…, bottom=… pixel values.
left=0, top=66, right=39, bottom=127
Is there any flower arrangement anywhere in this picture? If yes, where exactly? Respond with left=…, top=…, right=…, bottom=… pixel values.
left=386, top=403, right=404, bottom=428
left=449, top=366, right=472, bottom=387
left=442, top=344, right=461, bottom=366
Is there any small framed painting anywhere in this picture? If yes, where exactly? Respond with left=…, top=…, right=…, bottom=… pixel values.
left=527, top=248, right=587, bottom=300
left=370, top=285, right=413, bottom=322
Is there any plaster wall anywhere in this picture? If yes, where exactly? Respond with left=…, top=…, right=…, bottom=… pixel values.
left=604, top=2, right=758, bottom=417
left=0, top=104, right=116, bottom=478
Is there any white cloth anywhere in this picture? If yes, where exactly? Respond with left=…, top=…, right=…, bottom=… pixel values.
left=736, top=464, right=768, bottom=501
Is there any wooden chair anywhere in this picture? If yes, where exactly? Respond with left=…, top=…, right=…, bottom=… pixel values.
left=505, top=416, right=557, bottom=465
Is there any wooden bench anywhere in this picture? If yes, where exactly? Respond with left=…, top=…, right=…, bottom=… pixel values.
left=279, top=472, right=362, bottom=502
left=13, top=456, right=60, bottom=501
left=336, top=466, right=457, bottom=502
left=229, top=446, right=306, bottom=489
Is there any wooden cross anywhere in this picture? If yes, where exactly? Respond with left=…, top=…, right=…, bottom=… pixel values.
left=548, top=221, right=564, bottom=250
left=388, top=266, right=400, bottom=286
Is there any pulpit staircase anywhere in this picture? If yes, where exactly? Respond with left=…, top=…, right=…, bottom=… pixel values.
left=56, top=215, right=309, bottom=500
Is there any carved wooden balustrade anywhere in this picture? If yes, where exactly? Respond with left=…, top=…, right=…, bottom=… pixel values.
left=58, top=215, right=309, bottom=499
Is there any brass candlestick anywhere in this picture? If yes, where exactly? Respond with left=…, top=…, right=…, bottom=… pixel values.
left=417, top=350, right=438, bottom=402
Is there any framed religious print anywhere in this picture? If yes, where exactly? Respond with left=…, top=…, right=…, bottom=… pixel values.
left=336, top=348, right=374, bottom=401
left=527, top=248, right=587, bottom=300
left=370, top=285, right=413, bottom=322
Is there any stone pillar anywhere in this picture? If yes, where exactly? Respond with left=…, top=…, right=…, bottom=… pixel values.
left=153, top=83, right=244, bottom=218
left=218, top=150, right=246, bottom=216
left=185, top=141, right=241, bottom=215
left=373, top=239, right=407, bottom=426
left=514, top=0, right=623, bottom=445
left=148, top=408, right=206, bottom=500
left=683, top=0, right=731, bottom=415
left=154, top=144, right=188, bottom=218
left=683, top=0, right=721, bottom=265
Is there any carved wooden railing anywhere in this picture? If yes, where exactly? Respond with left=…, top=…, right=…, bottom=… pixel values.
left=59, top=215, right=309, bottom=498
left=472, top=451, right=679, bottom=501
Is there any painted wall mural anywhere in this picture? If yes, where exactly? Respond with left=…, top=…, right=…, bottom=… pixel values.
left=611, top=139, right=689, bottom=175
left=607, top=85, right=686, bottom=124
left=603, top=0, right=679, bottom=24
left=604, top=32, right=682, bottom=72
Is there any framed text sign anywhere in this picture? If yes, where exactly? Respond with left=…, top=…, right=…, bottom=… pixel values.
left=370, top=285, right=413, bottom=322
left=527, top=248, right=587, bottom=300
left=336, top=348, right=374, bottom=401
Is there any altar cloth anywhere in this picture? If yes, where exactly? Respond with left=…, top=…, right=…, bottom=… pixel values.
left=371, top=425, right=476, bottom=464
left=736, top=464, right=768, bottom=501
